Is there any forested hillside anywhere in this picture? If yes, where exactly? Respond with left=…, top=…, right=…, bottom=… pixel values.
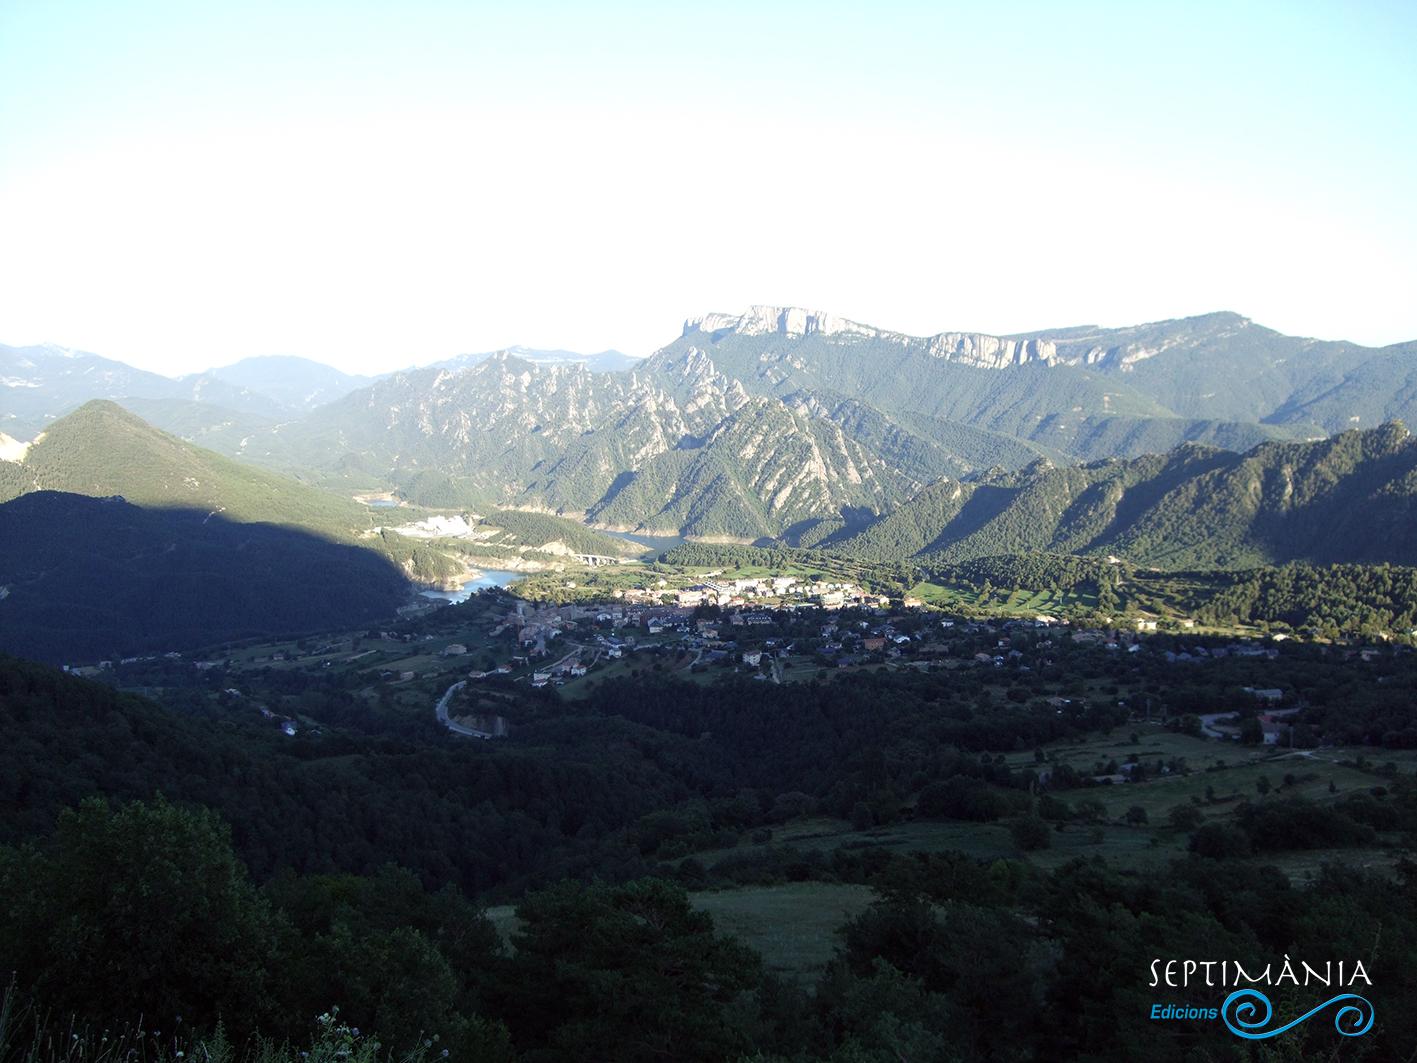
left=825, top=421, right=1417, bottom=569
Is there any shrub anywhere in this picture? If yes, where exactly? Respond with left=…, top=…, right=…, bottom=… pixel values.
left=1008, top=816, right=1052, bottom=852
left=1189, top=823, right=1253, bottom=859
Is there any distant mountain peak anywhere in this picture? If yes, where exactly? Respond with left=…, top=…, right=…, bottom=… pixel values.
left=431, top=347, right=640, bottom=374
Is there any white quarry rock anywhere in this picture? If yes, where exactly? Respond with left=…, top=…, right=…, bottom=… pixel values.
left=392, top=514, right=476, bottom=539
left=0, top=431, right=35, bottom=463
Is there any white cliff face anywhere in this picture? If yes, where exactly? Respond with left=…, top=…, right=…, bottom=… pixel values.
left=684, top=306, right=882, bottom=341
left=922, top=333, right=1061, bottom=369
left=684, top=306, right=1072, bottom=369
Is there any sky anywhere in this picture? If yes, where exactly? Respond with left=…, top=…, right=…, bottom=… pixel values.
left=1, top=0, right=1415, bottom=377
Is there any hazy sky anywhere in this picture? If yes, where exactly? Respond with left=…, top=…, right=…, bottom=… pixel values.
left=2, top=1, right=1414, bottom=376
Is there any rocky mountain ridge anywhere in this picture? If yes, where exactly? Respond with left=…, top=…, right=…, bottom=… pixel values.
left=683, top=305, right=1069, bottom=370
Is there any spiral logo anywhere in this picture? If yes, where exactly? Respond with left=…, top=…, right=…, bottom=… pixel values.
left=1223, top=989, right=1374, bottom=1039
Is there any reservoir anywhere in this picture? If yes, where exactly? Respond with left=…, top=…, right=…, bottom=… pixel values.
left=598, top=529, right=687, bottom=556
left=421, top=569, right=521, bottom=604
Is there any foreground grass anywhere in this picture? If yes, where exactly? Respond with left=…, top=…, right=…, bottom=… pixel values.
left=0, top=993, right=441, bottom=1063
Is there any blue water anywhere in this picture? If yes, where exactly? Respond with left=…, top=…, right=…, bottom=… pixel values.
left=598, top=529, right=688, bottom=554
left=420, top=569, right=522, bottom=604
left=365, top=500, right=400, bottom=507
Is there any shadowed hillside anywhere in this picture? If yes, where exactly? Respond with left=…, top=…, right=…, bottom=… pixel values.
left=0, top=492, right=412, bottom=663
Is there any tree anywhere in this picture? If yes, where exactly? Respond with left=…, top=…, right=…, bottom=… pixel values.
left=1124, top=805, right=1148, bottom=826
left=1167, top=804, right=1204, bottom=832
left=501, top=878, right=762, bottom=1063
left=1189, top=823, right=1252, bottom=859
left=0, top=796, right=278, bottom=1032
left=1074, top=797, right=1107, bottom=823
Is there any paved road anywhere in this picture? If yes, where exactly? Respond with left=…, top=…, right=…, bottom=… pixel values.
left=435, top=679, right=496, bottom=738
left=1199, top=706, right=1302, bottom=739
left=1198, top=713, right=1235, bottom=738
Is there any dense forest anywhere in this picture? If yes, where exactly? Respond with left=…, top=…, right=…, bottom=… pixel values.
left=7, top=791, right=1414, bottom=1063
left=1186, top=562, right=1417, bottom=637
left=5, top=603, right=1417, bottom=1060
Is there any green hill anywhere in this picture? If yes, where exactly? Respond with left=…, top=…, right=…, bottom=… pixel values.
left=1, top=400, right=374, bottom=528
left=0, top=400, right=457, bottom=583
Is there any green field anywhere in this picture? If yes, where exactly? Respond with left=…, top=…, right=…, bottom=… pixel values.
left=908, top=581, right=1097, bottom=615
left=486, top=882, right=876, bottom=981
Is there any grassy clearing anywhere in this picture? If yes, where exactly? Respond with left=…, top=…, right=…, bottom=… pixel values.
left=762, top=817, right=1190, bottom=873
left=1017, top=723, right=1417, bottom=827
left=486, top=882, right=874, bottom=982
left=482, top=904, right=519, bottom=947
left=689, top=883, right=874, bottom=980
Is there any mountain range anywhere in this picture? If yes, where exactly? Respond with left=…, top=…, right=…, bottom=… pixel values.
left=0, top=342, right=640, bottom=440
left=4, top=305, right=1416, bottom=555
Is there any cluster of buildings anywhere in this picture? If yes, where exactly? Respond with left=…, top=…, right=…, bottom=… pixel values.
left=611, top=575, right=891, bottom=611
left=1164, top=643, right=1282, bottom=663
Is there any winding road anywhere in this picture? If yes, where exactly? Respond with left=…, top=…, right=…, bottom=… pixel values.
left=435, top=679, right=497, bottom=738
